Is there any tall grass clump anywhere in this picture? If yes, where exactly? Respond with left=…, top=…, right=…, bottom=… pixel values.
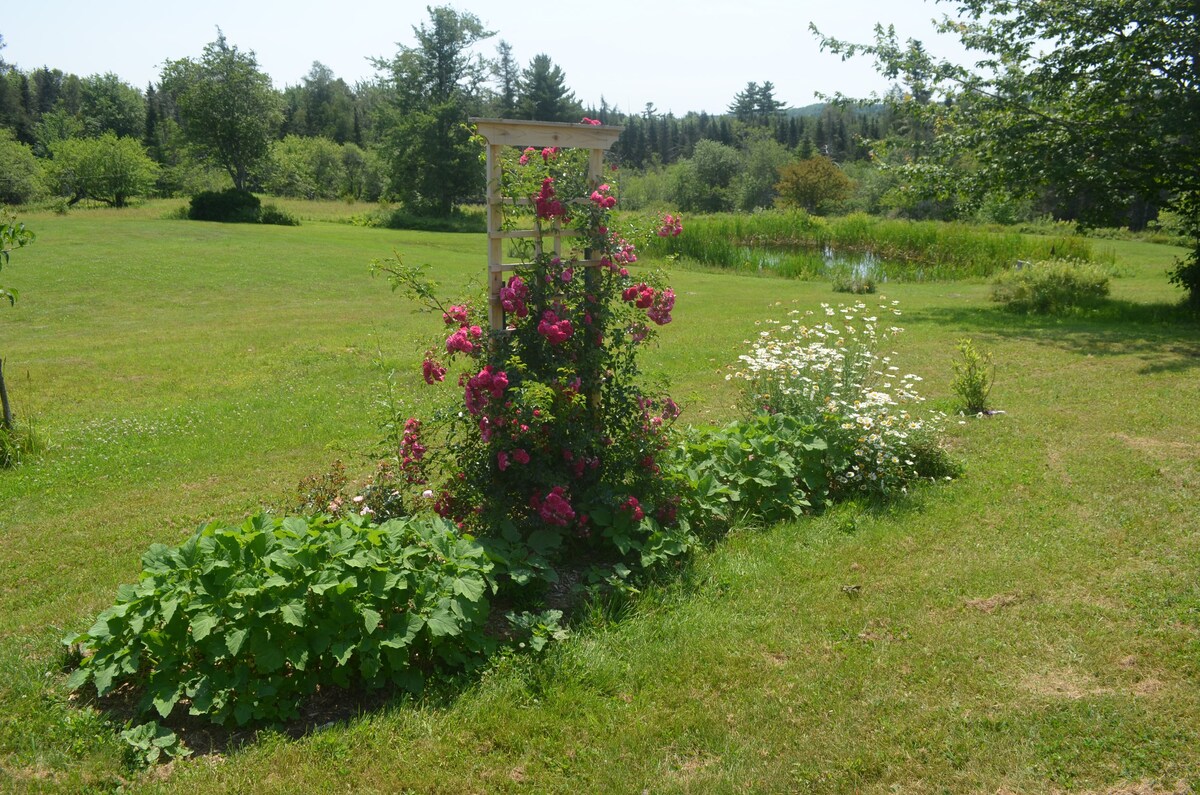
left=991, top=258, right=1111, bottom=313
left=646, top=210, right=1103, bottom=280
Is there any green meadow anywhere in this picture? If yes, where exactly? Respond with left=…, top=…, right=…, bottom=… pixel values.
left=1, top=202, right=1197, bottom=793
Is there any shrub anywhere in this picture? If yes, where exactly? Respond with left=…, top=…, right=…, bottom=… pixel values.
left=991, top=258, right=1111, bottom=313
left=258, top=203, right=300, bottom=226
left=951, top=338, right=995, bottom=414
left=187, top=188, right=261, bottom=223
left=366, top=206, right=486, bottom=233
left=672, top=413, right=830, bottom=534
left=64, top=513, right=493, bottom=727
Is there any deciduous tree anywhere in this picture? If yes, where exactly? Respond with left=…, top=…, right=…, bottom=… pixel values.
left=775, top=156, right=853, bottom=214
left=160, top=32, right=282, bottom=192
left=47, top=132, right=159, bottom=206
left=814, top=0, right=1200, bottom=303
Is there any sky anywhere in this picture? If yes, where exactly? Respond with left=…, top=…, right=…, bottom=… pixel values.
left=0, top=1, right=974, bottom=115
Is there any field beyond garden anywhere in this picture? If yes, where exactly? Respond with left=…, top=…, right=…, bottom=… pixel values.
left=1, top=202, right=1198, bottom=793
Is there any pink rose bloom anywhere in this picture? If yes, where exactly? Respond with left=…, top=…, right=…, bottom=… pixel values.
left=531, top=485, right=575, bottom=526
left=422, top=358, right=447, bottom=384
left=443, top=305, right=469, bottom=326
left=647, top=288, right=675, bottom=325
left=446, top=328, right=474, bottom=354
left=513, top=448, right=530, bottom=465
left=537, top=310, right=574, bottom=345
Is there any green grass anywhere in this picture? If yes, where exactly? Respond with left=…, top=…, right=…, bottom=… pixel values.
left=1, top=200, right=1198, bottom=792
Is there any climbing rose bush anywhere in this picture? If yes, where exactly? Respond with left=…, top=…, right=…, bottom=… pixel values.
left=375, top=136, right=689, bottom=586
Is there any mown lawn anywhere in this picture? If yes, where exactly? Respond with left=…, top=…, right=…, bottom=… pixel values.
left=1, top=202, right=1197, bottom=793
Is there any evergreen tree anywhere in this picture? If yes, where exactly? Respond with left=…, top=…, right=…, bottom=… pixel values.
left=376, top=5, right=492, bottom=215
left=516, top=54, right=580, bottom=122
left=490, top=40, right=519, bottom=118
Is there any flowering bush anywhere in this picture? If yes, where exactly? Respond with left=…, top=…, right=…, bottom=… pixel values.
left=730, top=298, right=954, bottom=497
left=375, top=135, right=689, bottom=588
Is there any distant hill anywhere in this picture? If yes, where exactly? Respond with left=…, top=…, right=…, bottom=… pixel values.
left=786, top=101, right=888, bottom=118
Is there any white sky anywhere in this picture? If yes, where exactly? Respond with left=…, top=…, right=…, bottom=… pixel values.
left=1, top=1, right=972, bottom=115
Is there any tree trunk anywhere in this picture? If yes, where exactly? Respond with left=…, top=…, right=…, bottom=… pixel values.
left=0, top=358, right=12, bottom=431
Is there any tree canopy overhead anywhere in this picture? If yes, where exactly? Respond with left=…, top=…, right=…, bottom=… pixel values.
left=813, top=0, right=1200, bottom=301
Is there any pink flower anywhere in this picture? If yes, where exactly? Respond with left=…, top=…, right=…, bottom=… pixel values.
left=446, top=328, right=474, bottom=354
left=443, top=305, right=469, bottom=326
left=497, top=451, right=510, bottom=471
left=534, top=177, right=566, bottom=220
left=513, top=448, right=530, bottom=465
left=537, top=310, right=574, bottom=345
left=561, top=267, right=574, bottom=283
left=463, top=365, right=509, bottom=415
left=621, top=496, right=645, bottom=522
left=647, top=287, right=675, bottom=325
left=656, top=213, right=684, bottom=237
left=500, top=275, right=529, bottom=318
left=422, top=358, right=447, bottom=384
left=531, top=485, right=575, bottom=526
left=634, top=284, right=655, bottom=309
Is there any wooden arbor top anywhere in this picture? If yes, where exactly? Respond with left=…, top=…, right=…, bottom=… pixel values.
left=470, top=119, right=624, bottom=331
left=471, top=118, right=623, bottom=150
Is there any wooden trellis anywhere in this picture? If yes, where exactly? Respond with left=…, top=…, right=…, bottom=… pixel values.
left=470, top=119, right=624, bottom=332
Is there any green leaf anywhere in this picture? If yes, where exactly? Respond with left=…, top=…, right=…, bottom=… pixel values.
left=361, top=608, right=382, bottom=634
left=280, top=600, right=306, bottom=627
left=451, top=575, right=485, bottom=602
left=65, top=667, right=91, bottom=690
left=151, top=684, right=182, bottom=719
left=92, top=663, right=118, bottom=695
left=526, top=528, right=562, bottom=556
left=160, top=597, right=179, bottom=627
left=225, top=627, right=249, bottom=656
left=379, top=613, right=423, bottom=649
left=331, top=639, right=355, bottom=666
left=427, top=598, right=461, bottom=638
left=191, top=612, right=218, bottom=641
left=86, top=616, right=113, bottom=643
left=310, top=570, right=339, bottom=595
left=252, top=634, right=285, bottom=673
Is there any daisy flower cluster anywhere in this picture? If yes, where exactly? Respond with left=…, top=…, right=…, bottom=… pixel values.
left=730, top=298, right=949, bottom=496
